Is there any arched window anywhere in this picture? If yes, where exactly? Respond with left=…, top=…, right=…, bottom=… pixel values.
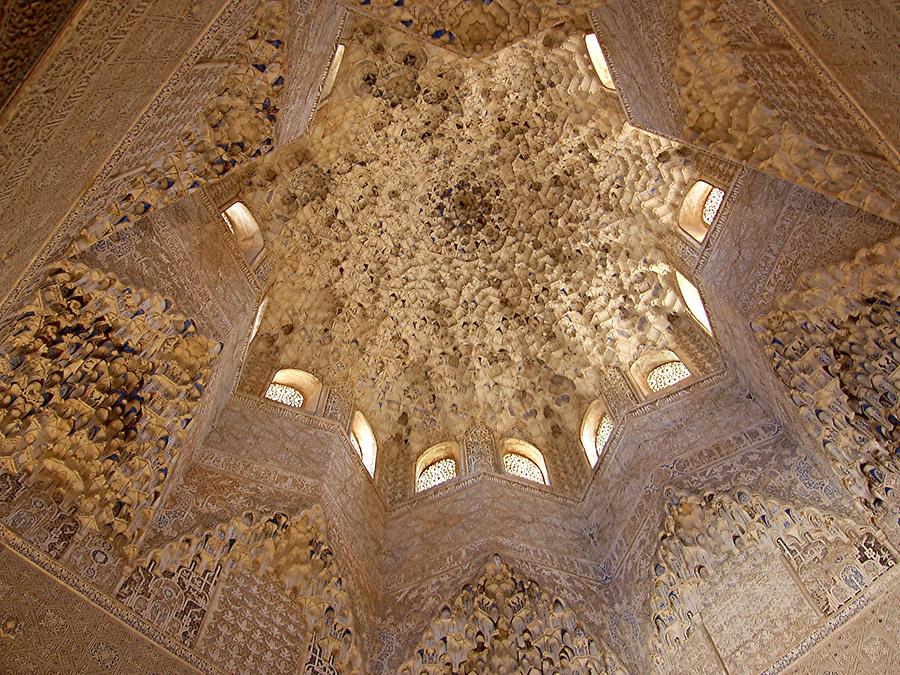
left=265, top=382, right=304, bottom=408
left=585, top=33, right=615, bottom=91
left=675, top=272, right=712, bottom=333
left=250, top=297, right=267, bottom=342
left=581, top=399, right=615, bottom=468
left=500, top=438, right=549, bottom=485
left=415, top=441, right=459, bottom=492
left=678, top=181, right=725, bottom=243
left=222, top=201, right=264, bottom=265
left=629, top=350, right=693, bottom=398
left=350, top=410, right=377, bottom=477
left=264, top=369, right=323, bottom=411
left=647, top=361, right=691, bottom=393
left=320, top=44, right=345, bottom=101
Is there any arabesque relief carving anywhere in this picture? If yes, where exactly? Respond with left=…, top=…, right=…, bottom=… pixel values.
left=650, top=488, right=895, bottom=666
left=67, top=0, right=289, bottom=256
left=118, top=504, right=364, bottom=670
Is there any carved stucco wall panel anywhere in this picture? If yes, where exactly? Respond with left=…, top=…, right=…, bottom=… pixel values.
left=116, top=504, right=365, bottom=671
left=765, top=0, right=900, bottom=161
left=645, top=488, right=896, bottom=674
left=397, top=553, right=624, bottom=673
left=276, top=0, right=347, bottom=145
left=0, top=261, right=221, bottom=557
left=0, top=543, right=193, bottom=673
left=592, top=0, right=900, bottom=221
left=159, top=395, right=385, bottom=666
left=753, top=237, right=900, bottom=546
left=0, top=0, right=234, bottom=306
left=0, top=0, right=83, bottom=111
left=698, top=544, right=821, bottom=673
left=780, top=574, right=900, bottom=674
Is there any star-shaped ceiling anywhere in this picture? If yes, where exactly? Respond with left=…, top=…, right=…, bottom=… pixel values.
left=248, top=13, right=700, bottom=483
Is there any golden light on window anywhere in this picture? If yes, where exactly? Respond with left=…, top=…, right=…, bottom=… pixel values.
left=416, top=457, right=457, bottom=492
left=675, top=271, right=712, bottom=333
left=647, top=361, right=691, bottom=392
left=503, top=453, right=546, bottom=484
left=585, top=34, right=615, bottom=91
left=265, top=383, right=304, bottom=408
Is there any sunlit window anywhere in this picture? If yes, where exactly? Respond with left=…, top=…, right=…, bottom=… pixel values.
left=647, top=361, right=691, bottom=392
left=222, top=201, right=264, bottom=265
left=503, top=453, right=546, bottom=484
left=250, top=298, right=267, bottom=342
left=596, top=415, right=614, bottom=452
left=266, top=369, right=323, bottom=410
left=679, top=181, right=725, bottom=243
left=500, top=438, right=549, bottom=485
left=416, top=458, right=457, bottom=492
left=585, top=34, right=615, bottom=91
left=320, top=44, right=345, bottom=101
left=351, top=410, right=377, bottom=477
left=265, top=383, right=304, bottom=408
left=703, top=187, right=725, bottom=226
left=675, top=272, right=712, bottom=333
left=581, top=399, right=614, bottom=467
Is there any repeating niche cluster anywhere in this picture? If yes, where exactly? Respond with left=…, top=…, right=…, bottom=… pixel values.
left=68, top=0, right=288, bottom=255
left=673, top=0, right=896, bottom=219
left=0, top=262, right=220, bottom=554
left=753, top=237, right=900, bottom=539
left=400, top=554, right=625, bottom=674
left=344, top=0, right=598, bottom=56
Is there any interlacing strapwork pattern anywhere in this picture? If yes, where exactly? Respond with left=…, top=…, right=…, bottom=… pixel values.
left=596, top=415, right=614, bottom=454
left=646, top=361, right=691, bottom=392
left=265, top=383, right=304, bottom=408
left=118, top=506, right=364, bottom=669
left=399, top=554, right=624, bottom=673
left=702, top=187, right=725, bottom=226
left=416, top=458, right=456, bottom=492
left=503, top=453, right=545, bottom=484
left=304, top=636, right=339, bottom=674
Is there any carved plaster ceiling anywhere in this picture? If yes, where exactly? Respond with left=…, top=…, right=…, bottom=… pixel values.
left=337, top=0, right=602, bottom=57
left=250, top=15, right=699, bottom=466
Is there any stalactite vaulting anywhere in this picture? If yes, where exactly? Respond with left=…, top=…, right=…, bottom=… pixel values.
left=0, top=0, right=898, bottom=673
left=754, top=237, right=900, bottom=540
left=0, top=262, right=220, bottom=555
left=400, top=554, right=626, bottom=674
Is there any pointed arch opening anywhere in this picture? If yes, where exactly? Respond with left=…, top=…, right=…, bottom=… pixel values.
left=222, top=201, right=265, bottom=265
left=415, top=441, right=460, bottom=493
left=500, top=438, right=549, bottom=485
left=581, top=398, right=615, bottom=468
